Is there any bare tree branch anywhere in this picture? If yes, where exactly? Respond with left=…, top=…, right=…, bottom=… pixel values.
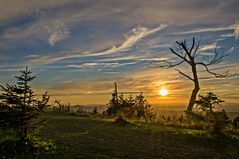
left=192, top=39, right=201, bottom=57
left=176, top=41, right=194, bottom=63
left=196, top=62, right=229, bottom=78
left=170, top=48, right=190, bottom=64
left=199, top=46, right=229, bottom=66
left=189, top=37, right=195, bottom=54
left=175, top=69, right=194, bottom=81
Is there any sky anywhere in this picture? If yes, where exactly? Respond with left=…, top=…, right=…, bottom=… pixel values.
left=0, top=0, right=239, bottom=108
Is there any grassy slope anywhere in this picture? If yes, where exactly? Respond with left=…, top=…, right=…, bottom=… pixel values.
left=39, top=113, right=239, bottom=159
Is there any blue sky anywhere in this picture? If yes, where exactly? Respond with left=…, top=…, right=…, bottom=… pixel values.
left=0, top=0, right=239, bottom=106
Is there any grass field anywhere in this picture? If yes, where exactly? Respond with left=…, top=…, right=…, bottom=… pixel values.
left=32, top=112, right=239, bottom=159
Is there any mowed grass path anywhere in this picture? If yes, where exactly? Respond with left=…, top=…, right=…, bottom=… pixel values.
left=39, top=113, right=239, bottom=159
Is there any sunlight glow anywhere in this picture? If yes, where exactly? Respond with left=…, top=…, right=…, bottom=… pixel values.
left=159, top=88, right=168, bottom=96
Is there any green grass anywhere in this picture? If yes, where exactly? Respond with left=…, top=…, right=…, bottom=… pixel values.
left=34, top=112, right=239, bottom=159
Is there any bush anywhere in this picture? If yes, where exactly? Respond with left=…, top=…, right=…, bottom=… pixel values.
left=0, top=137, right=56, bottom=158
left=233, top=116, right=239, bottom=129
left=114, top=113, right=129, bottom=125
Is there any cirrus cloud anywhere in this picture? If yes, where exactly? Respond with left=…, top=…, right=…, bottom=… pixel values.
left=46, top=22, right=70, bottom=46
left=28, top=25, right=167, bottom=65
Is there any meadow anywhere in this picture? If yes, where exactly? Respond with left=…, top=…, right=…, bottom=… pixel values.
left=27, top=112, right=239, bottom=159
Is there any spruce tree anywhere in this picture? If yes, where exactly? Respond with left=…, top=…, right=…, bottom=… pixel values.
left=195, top=92, right=224, bottom=114
left=106, top=92, right=118, bottom=116
left=134, top=92, right=156, bottom=122
left=0, top=67, right=50, bottom=140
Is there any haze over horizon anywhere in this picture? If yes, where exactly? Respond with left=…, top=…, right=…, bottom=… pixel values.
left=0, top=0, right=239, bottom=108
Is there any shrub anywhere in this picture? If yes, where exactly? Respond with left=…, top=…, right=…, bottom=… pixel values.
left=233, top=116, right=239, bottom=129
left=194, top=92, right=229, bottom=134
left=0, top=137, right=56, bottom=158
left=114, top=113, right=129, bottom=125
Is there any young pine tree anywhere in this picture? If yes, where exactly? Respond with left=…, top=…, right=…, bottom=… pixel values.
left=195, top=92, right=224, bottom=114
left=195, top=92, right=229, bottom=133
left=0, top=67, right=50, bottom=140
left=134, top=92, right=156, bottom=122
left=106, top=92, right=118, bottom=117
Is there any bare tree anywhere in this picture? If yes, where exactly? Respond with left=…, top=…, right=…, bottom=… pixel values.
left=155, top=37, right=229, bottom=112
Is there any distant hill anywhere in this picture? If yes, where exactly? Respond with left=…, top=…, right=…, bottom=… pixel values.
left=69, top=104, right=239, bottom=119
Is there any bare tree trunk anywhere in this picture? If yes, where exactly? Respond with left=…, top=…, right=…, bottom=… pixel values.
left=187, top=86, right=200, bottom=111
left=187, top=64, right=200, bottom=112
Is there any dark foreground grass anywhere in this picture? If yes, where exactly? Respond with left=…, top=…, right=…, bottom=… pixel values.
left=34, top=112, right=239, bottom=159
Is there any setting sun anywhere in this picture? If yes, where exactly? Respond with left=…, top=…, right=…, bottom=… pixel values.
left=159, top=88, right=168, bottom=96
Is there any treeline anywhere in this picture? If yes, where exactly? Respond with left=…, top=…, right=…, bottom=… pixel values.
left=106, top=92, right=156, bottom=122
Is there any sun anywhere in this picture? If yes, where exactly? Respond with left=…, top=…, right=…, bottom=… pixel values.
left=159, top=88, right=168, bottom=96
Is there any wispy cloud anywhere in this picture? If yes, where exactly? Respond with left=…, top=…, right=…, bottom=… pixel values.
left=220, top=33, right=234, bottom=38
left=58, top=80, right=73, bottom=84
left=115, top=25, right=167, bottom=52
left=29, top=25, right=167, bottom=65
left=0, top=24, right=42, bottom=48
left=26, top=54, right=40, bottom=58
left=79, top=25, right=167, bottom=57
left=178, top=26, right=234, bottom=34
left=178, top=23, right=239, bottom=40
left=46, top=22, right=70, bottom=46
left=101, top=71, right=120, bottom=75
left=199, top=43, right=217, bottom=51
left=68, top=63, right=98, bottom=69
left=234, top=23, right=239, bottom=39
left=97, top=55, right=143, bottom=62
left=68, top=61, right=137, bottom=69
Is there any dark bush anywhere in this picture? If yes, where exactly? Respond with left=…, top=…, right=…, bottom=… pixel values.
left=114, top=113, right=129, bottom=125
left=233, top=116, right=239, bottom=129
left=0, top=138, right=55, bottom=158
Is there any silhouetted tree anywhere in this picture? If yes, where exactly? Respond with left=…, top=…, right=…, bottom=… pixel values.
left=106, top=92, right=118, bottom=116
left=0, top=67, right=50, bottom=140
left=133, top=92, right=156, bottom=122
left=123, top=95, right=136, bottom=118
left=54, top=100, right=70, bottom=112
left=93, top=107, right=98, bottom=115
left=155, top=38, right=229, bottom=112
left=195, top=92, right=229, bottom=133
left=106, top=93, right=129, bottom=117
left=233, top=117, right=239, bottom=129
left=106, top=91, right=156, bottom=122
left=195, top=92, right=224, bottom=114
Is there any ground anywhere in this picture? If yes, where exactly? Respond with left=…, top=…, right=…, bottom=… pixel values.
left=35, top=112, right=239, bottom=159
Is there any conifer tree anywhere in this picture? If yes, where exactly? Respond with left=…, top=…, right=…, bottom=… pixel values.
left=195, top=92, right=224, bottom=114
left=106, top=92, right=118, bottom=116
left=0, top=67, right=50, bottom=140
left=134, top=92, right=156, bottom=122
